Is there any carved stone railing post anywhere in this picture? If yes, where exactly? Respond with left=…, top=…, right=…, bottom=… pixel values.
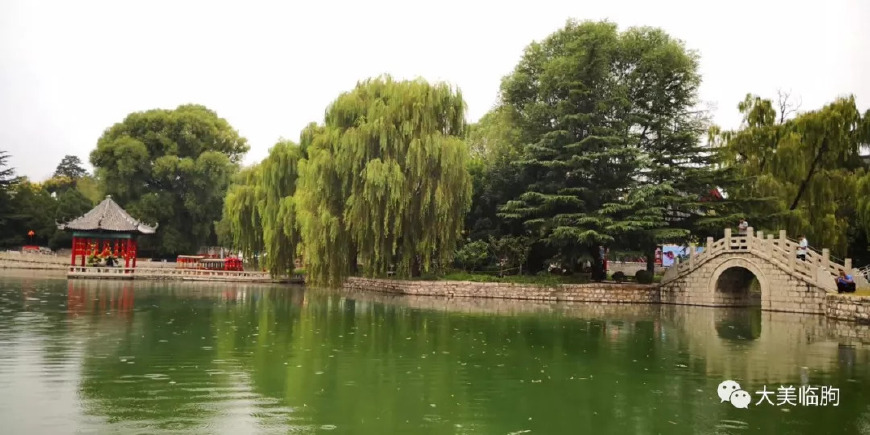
left=689, top=243, right=696, bottom=268
left=756, top=230, right=763, bottom=252
left=707, top=237, right=713, bottom=254
left=779, top=230, right=787, bottom=244
left=724, top=228, right=732, bottom=250
left=819, top=248, right=831, bottom=286
left=845, top=258, right=852, bottom=271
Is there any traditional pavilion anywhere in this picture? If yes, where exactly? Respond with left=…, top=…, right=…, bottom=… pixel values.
left=58, top=195, right=157, bottom=269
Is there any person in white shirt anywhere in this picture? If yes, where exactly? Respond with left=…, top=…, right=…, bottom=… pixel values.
left=737, top=219, right=749, bottom=235
left=797, top=235, right=808, bottom=261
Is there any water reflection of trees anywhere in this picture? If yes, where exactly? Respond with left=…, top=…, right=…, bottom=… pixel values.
left=0, top=277, right=81, bottom=369
left=4, top=276, right=870, bottom=434
left=66, top=281, right=301, bottom=431
left=210, top=291, right=870, bottom=434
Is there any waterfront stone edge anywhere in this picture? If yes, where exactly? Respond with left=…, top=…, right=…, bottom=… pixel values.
left=343, top=277, right=870, bottom=324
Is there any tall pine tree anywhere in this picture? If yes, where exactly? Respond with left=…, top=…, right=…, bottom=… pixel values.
left=499, top=20, right=720, bottom=276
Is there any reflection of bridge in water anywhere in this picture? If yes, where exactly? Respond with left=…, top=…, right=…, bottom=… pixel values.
left=63, top=280, right=870, bottom=393
left=342, top=289, right=870, bottom=384
left=666, top=305, right=868, bottom=384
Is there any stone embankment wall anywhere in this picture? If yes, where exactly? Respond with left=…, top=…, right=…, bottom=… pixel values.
left=826, top=294, right=870, bottom=324
left=0, top=252, right=177, bottom=270
left=344, top=277, right=659, bottom=303
left=344, top=277, right=870, bottom=324
left=0, top=253, right=68, bottom=271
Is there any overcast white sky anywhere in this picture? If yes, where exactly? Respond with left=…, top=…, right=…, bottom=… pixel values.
left=1, top=0, right=868, bottom=180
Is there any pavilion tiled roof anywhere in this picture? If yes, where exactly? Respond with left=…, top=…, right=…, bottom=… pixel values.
left=58, top=195, right=157, bottom=234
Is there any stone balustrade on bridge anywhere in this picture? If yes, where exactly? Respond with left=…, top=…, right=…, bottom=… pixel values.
left=660, top=228, right=864, bottom=314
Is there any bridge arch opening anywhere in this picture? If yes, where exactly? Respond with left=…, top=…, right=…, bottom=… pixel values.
left=713, top=266, right=762, bottom=307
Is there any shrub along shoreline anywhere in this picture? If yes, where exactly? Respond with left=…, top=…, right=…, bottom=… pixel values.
left=368, top=269, right=661, bottom=286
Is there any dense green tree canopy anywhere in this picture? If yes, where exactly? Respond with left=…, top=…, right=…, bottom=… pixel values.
left=715, top=94, right=869, bottom=257
left=256, top=140, right=304, bottom=276
left=221, top=140, right=305, bottom=276
left=222, top=165, right=264, bottom=261
left=0, top=152, right=94, bottom=249
left=0, top=154, right=54, bottom=247
left=90, top=104, right=249, bottom=256
left=73, top=175, right=103, bottom=204
left=464, top=106, right=529, bottom=241
left=497, top=20, right=719, bottom=275
left=466, top=106, right=523, bottom=165
left=297, top=76, right=472, bottom=286
left=44, top=155, right=100, bottom=208
left=2, top=180, right=57, bottom=247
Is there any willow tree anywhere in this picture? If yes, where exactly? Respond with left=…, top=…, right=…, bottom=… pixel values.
left=297, top=76, right=473, bottom=287
left=256, top=140, right=304, bottom=276
left=221, top=141, right=305, bottom=276
left=717, top=94, right=867, bottom=256
left=222, top=165, right=264, bottom=261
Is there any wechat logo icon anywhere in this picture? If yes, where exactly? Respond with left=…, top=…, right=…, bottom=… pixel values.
left=718, top=380, right=751, bottom=409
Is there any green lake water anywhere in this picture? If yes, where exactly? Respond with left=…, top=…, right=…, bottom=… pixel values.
left=1, top=275, right=869, bottom=434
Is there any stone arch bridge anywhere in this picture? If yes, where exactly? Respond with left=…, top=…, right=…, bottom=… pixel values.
left=660, top=228, right=865, bottom=315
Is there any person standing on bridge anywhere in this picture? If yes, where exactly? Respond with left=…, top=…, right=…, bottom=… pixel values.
left=797, top=235, right=808, bottom=261
left=737, top=218, right=749, bottom=236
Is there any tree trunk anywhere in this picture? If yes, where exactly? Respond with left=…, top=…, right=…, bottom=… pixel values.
left=411, top=255, right=422, bottom=277
left=348, top=243, right=358, bottom=275
left=789, top=138, right=828, bottom=211
left=589, top=245, right=604, bottom=281
left=646, top=247, right=656, bottom=273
